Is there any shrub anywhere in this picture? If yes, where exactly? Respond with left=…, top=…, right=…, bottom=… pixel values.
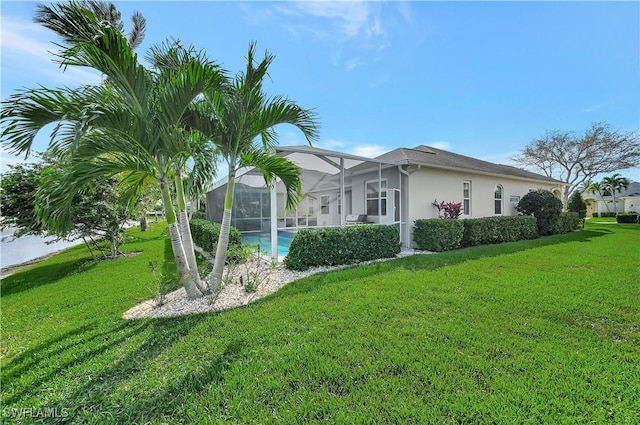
left=413, top=219, right=464, bottom=252
left=461, top=216, right=538, bottom=247
left=432, top=200, right=463, bottom=219
left=284, top=225, right=400, bottom=271
left=616, top=213, right=639, bottom=224
left=189, top=219, right=241, bottom=253
left=592, top=212, right=599, bottom=218
left=553, top=212, right=583, bottom=234
left=567, top=192, right=587, bottom=219
left=191, top=210, right=207, bottom=220
left=600, top=212, right=617, bottom=218
left=516, top=190, right=563, bottom=236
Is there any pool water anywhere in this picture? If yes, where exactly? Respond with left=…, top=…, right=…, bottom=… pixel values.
left=241, top=230, right=295, bottom=257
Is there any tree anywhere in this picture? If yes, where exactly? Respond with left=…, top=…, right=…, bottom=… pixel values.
left=0, top=152, right=130, bottom=258
left=601, top=173, right=630, bottom=213
left=183, top=42, right=320, bottom=296
left=0, top=160, right=47, bottom=237
left=1, top=2, right=222, bottom=298
left=516, top=190, right=563, bottom=236
left=567, top=191, right=587, bottom=219
left=511, top=123, right=640, bottom=207
left=587, top=181, right=609, bottom=212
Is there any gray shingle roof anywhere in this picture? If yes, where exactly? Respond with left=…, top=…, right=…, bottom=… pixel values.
left=377, top=145, right=563, bottom=184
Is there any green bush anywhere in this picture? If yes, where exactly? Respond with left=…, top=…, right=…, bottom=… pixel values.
left=553, top=212, right=583, bottom=234
left=600, top=212, right=617, bottom=218
left=413, top=219, right=464, bottom=252
left=616, top=213, right=639, bottom=224
left=516, top=190, right=563, bottom=236
left=592, top=212, right=599, bottom=218
left=284, top=225, right=401, bottom=271
left=462, top=216, right=538, bottom=247
left=567, top=192, right=587, bottom=219
left=189, top=219, right=241, bottom=253
left=191, top=210, right=207, bottom=220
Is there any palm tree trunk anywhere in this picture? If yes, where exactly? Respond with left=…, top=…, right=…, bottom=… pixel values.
left=209, top=167, right=236, bottom=295
left=175, top=172, right=208, bottom=294
left=161, top=176, right=203, bottom=300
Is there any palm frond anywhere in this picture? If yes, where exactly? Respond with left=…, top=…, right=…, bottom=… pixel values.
left=240, top=150, right=302, bottom=209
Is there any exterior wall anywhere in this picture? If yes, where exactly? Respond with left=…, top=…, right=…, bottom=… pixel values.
left=406, top=167, right=560, bottom=244
left=623, top=197, right=639, bottom=213
left=351, top=167, right=400, bottom=224
left=584, top=197, right=625, bottom=215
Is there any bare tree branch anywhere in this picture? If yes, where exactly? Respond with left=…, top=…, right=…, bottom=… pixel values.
left=511, top=122, right=640, bottom=205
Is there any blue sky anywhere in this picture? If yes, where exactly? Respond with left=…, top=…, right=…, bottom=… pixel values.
left=1, top=1, right=639, bottom=181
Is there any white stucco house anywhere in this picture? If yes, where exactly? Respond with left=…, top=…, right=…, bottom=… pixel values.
left=582, top=181, right=640, bottom=216
left=206, top=145, right=565, bottom=259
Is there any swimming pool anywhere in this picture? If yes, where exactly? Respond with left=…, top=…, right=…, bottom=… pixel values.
left=240, top=230, right=295, bottom=257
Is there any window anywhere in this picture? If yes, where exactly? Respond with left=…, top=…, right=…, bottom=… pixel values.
left=494, top=185, right=503, bottom=215
left=320, top=195, right=330, bottom=215
left=337, top=193, right=341, bottom=215
left=366, top=180, right=387, bottom=216
left=463, top=181, right=471, bottom=216
left=509, top=195, right=520, bottom=214
left=308, top=195, right=315, bottom=215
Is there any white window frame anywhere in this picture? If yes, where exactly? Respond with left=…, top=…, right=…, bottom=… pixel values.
left=320, top=195, right=330, bottom=215
left=494, top=185, right=503, bottom=215
left=463, top=180, right=471, bottom=216
left=365, top=179, right=387, bottom=216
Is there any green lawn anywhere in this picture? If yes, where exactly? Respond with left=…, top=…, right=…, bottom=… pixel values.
left=2, top=221, right=639, bottom=424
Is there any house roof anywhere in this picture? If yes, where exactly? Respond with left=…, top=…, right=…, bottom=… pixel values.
left=377, top=145, right=564, bottom=184
left=620, top=181, right=640, bottom=197
left=581, top=181, right=640, bottom=200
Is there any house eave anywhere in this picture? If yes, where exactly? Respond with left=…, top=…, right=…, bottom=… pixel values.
left=408, top=161, right=565, bottom=186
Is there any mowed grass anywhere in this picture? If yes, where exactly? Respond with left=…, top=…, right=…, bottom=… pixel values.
left=1, top=221, right=639, bottom=424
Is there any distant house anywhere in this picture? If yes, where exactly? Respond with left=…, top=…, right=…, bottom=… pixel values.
left=582, top=181, right=640, bottom=215
left=206, top=145, right=565, bottom=258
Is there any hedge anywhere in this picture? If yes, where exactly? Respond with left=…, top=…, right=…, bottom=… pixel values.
left=553, top=212, right=583, bottom=234
left=413, top=219, right=464, bottom=252
left=284, top=225, right=401, bottom=271
left=616, top=213, right=639, bottom=224
left=189, top=218, right=241, bottom=253
left=598, top=212, right=617, bottom=218
left=462, top=216, right=538, bottom=247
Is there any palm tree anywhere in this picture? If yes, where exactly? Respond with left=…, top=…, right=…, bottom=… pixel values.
left=587, top=181, right=609, bottom=213
left=1, top=2, right=222, bottom=299
left=601, top=173, right=630, bottom=213
left=184, top=42, right=320, bottom=296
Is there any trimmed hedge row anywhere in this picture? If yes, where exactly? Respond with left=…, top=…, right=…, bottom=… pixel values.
left=462, top=216, right=538, bottom=247
left=413, top=216, right=539, bottom=251
left=284, top=225, right=401, bottom=271
left=189, top=219, right=241, bottom=253
left=414, top=213, right=586, bottom=252
left=616, top=213, right=639, bottom=224
left=593, top=212, right=617, bottom=218
left=413, top=219, right=464, bottom=252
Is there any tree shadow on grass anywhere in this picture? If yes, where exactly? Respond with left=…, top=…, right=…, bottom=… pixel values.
left=0, top=258, right=98, bottom=297
left=9, top=314, right=243, bottom=424
left=271, top=228, right=614, bottom=300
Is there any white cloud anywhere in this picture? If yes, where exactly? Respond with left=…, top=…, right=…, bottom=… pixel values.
left=316, top=138, right=346, bottom=150
left=584, top=102, right=607, bottom=113
left=1, top=15, right=102, bottom=89
left=351, top=144, right=387, bottom=158
left=242, top=1, right=413, bottom=71
left=427, top=141, right=452, bottom=151
left=0, top=148, right=35, bottom=173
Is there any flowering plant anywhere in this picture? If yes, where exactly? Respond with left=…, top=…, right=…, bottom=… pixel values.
left=432, top=199, right=463, bottom=219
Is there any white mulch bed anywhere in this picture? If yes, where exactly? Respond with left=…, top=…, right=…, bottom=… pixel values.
left=123, top=249, right=425, bottom=320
